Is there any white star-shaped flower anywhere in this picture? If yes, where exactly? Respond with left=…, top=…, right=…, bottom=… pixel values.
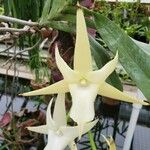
left=22, top=6, right=149, bottom=134
left=27, top=94, right=98, bottom=150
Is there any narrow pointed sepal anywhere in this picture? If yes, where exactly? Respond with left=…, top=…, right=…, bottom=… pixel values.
left=20, top=80, right=69, bottom=96
left=78, top=122, right=84, bottom=139
left=61, top=119, right=98, bottom=139
left=53, top=93, right=66, bottom=127
left=80, top=119, right=98, bottom=136
left=88, top=52, right=118, bottom=83
left=69, top=142, right=77, bottom=150
left=74, top=7, right=92, bottom=73
left=46, top=98, right=56, bottom=129
left=55, top=46, right=78, bottom=82
left=99, top=82, right=149, bottom=105
left=27, top=99, right=56, bottom=135
left=27, top=125, right=48, bottom=134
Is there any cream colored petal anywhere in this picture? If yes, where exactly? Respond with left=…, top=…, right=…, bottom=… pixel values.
left=99, top=82, right=149, bottom=105
left=69, top=83, right=99, bottom=124
left=27, top=125, right=48, bottom=134
left=69, top=142, right=77, bottom=150
left=88, top=52, right=118, bottom=83
left=44, top=120, right=98, bottom=150
left=21, top=80, right=69, bottom=96
left=27, top=99, right=56, bottom=135
left=74, top=8, right=92, bottom=74
left=60, top=119, right=98, bottom=139
left=44, top=130, right=68, bottom=150
left=78, top=122, right=89, bottom=139
left=53, top=93, right=67, bottom=127
left=81, top=119, right=98, bottom=134
left=55, top=46, right=78, bottom=82
left=46, top=98, right=56, bottom=129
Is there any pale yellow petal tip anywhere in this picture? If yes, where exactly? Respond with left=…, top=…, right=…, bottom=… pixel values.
left=27, top=126, right=34, bottom=131
left=19, top=92, right=28, bottom=96
left=55, top=44, right=59, bottom=52
left=18, top=93, right=23, bottom=96
left=114, top=51, right=118, bottom=62
left=76, top=3, right=83, bottom=14
left=78, top=119, right=98, bottom=140
left=108, top=136, right=116, bottom=150
left=77, top=1, right=80, bottom=7
left=55, top=44, right=63, bottom=65
left=78, top=119, right=98, bottom=139
left=27, top=126, right=41, bottom=132
left=132, top=99, right=150, bottom=106
left=115, top=51, right=118, bottom=59
left=143, top=100, right=150, bottom=106
left=70, top=142, right=77, bottom=150
left=20, top=91, right=39, bottom=96
left=19, top=92, right=32, bottom=97
left=91, top=119, right=98, bottom=126
left=76, top=1, right=83, bottom=8
left=27, top=126, right=44, bottom=133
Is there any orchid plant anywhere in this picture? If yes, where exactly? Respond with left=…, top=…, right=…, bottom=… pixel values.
left=21, top=2, right=149, bottom=150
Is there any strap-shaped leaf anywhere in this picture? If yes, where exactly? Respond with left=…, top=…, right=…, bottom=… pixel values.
left=40, top=0, right=53, bottom=23
left=47, top=0, right=69, bottom=20
left=53, top=94, right=66, bottom=127
left=132, top=38, right=150, bottom=55
left=94, top=13, right=150, bottom=100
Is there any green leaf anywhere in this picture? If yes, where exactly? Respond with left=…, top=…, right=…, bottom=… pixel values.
left=4, top=0, right=9, bottom=15
left=47, top=20, right=75, bottom=33
left=94, top=12, right=150, bottom=100
left=40, top=0, right=77, bottom=24
left=132, top=39, right=150, bottom=55
left=90, top=35, right=123, bottom=91
left=40, top=0, right=53, bottom=23
left=48, top=0, right=69, bottom=20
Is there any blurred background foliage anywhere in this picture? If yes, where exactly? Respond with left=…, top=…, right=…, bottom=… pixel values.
left=94, top=1, right=150, bottom=43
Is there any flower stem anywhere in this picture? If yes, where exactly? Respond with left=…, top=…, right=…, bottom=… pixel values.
left=88, top=131, right=97, bottom=150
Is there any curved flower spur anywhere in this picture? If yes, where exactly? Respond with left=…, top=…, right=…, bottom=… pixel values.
left=27, top=94, right=98, bottom=150
left=21, top=4, right=149, bottom=135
